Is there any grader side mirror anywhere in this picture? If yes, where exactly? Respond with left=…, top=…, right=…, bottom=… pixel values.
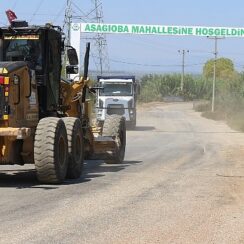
left=67, top=46, right=78, bottom=65
left=66, top=65, right=79, bottom=74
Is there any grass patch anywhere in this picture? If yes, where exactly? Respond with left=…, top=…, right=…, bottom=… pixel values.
left=226, top=112, right=244, bottom=132
left=202, top=111, right=226, bottom=121
left=194, top=101, right=244, bottom=132
left=193, top=100, right=211, bottom=112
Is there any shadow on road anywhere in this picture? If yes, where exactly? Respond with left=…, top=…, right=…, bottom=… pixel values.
left=0, top=160, right=142, bottom=189
left=81, top=159, right=142, bottom=181
left=134, top=126, right=155, bottom=131
left=153, top=130, right=242, bottom=134
left=0, top=169, right=59, bottom=190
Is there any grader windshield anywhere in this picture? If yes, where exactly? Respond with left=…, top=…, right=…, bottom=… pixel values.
left=3, top=35, right=42, bottom=69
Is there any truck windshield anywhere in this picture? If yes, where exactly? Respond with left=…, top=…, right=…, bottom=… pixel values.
left=100, top=82, right=132, bottom=96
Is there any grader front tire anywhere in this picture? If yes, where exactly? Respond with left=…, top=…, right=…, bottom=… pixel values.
left=34, top=118, right=68, bottom=184
left=102, top=115, right=126, bottom=164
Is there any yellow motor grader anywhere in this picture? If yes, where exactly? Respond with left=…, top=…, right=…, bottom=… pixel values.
left=0, top=20, right=126, bottom=183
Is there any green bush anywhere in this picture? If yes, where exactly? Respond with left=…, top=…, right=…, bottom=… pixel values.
left=139, top=74, right=211, bottom=102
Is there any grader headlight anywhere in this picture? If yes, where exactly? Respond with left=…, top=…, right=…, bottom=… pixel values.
left=0, top=76, right=8, bottom=85
left=0, top=76, right=10, bottom=120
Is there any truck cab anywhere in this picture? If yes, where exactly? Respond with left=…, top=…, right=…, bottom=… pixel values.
left=96, top=75, right=138, bottom=129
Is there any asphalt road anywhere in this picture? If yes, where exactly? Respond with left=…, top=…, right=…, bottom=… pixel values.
left=1, top=102, right=244, bottom=244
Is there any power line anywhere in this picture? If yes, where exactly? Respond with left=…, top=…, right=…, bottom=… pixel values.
left=90, top=52, right=100, bottom=70
left=52, top=3, right=67, bottom=23
left=11, top=0, right=19, bottom=9
left=0, top=21, right=8, bottom=27
left=0, top=12, right=64, bottom=17
left=29, top=0, right=45, bottom=22
left=72, top=10, right=90, bottom=23
left=85, top=2, right=102, bottom=18
left=71, top=1, right=93, bottom=22
left=107, top=57, right=204, bottom=67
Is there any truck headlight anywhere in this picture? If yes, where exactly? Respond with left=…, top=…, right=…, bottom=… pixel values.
left=97, top=109, right=103, bottom=114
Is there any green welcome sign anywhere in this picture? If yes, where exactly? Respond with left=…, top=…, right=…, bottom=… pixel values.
left=78, top=23, right=244, bottom=37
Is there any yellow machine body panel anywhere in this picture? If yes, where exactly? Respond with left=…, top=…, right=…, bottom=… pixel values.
left=60, top=77, right=94, bottom=120
left=0, top=63, right=39, bottom=128
left=0, top=62, right=39, bottom=164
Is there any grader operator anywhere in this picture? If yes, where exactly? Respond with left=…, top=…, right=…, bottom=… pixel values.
left=0, top=20, right=126, bottom=183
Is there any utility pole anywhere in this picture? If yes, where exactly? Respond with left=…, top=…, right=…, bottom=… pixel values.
left=72, top=0, right=110, bottom=74
left=63, top=0, right=72, bottom=78
left=207, top=36, right=224, bottom=112
left=65, top=0, right=72, bottom=46
left=178, top=50, right=189, bottom=91
left=93, top=0, right=110, bottom=75
left=95, top=0, right=103, bottom=74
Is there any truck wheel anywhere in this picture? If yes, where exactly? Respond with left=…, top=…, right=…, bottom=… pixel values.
left=34, top=117, right=68, bottom=184
left=132, top=114, right=137, bottom=129
left=103, top=115, right=126, bottom=164
left=127, top=119, right=136, bottom=130
left=63, top=118, right=84, bottom=179
left=131, top=121, right=136, bottom=130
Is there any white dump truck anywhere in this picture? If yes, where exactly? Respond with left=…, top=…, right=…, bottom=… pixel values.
left=96, top=76, right=139, bottom=129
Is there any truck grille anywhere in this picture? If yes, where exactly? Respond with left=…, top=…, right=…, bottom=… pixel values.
left=107, top=104, right=125, bottom=115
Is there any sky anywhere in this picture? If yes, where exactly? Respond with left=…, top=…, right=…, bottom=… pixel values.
left=1, top=0, right=244, bottom=75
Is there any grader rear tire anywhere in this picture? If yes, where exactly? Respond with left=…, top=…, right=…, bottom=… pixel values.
left=102, top=115, right=126, bottom=164
left=63, top=117, right=84, bottom=179
left=34, top=117, right=68, bottom=184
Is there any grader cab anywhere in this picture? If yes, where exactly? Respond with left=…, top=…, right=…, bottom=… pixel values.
left=0, top=21, right=126, bottom=183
